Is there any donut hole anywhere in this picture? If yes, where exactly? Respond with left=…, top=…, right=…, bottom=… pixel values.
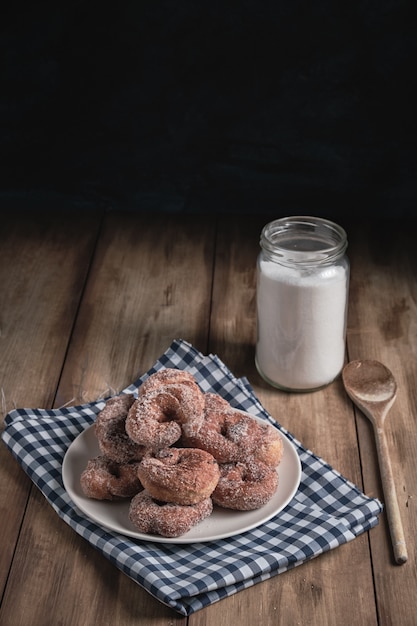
left=107, top=422, right=128, bottom=442
left=107, top=462, right=121, bottom=478
left=158, top=407, right=180, bottom=423
left=146, top=393, right=182, bottom=422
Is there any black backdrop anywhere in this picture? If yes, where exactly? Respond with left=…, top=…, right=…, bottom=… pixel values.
left=1, top=1, right=416, bottom=217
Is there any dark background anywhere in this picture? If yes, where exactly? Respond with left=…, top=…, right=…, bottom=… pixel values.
left=1, top=1, right=416, bottom=218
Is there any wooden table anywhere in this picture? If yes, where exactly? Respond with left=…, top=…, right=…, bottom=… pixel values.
left=0, top=209, right=415, bottom=625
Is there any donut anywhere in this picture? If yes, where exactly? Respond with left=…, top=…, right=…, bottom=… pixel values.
left=183, top=395, right=284, bottom=467
left=95, top=394, right=147, bottom=463
left=160, top=382, right=205, bottom=427
left=129, top=491, right=213, bottom=538
left=139, top=368, right=205, bottom=436
left=126, top=379, right=206, bottom=450
left=181, top=403, right=240, bottom=463
left=80, top=456, right=143, bottom=500
left=211, top=458, right=278, bottom=510
left=222, top=409, right=284, bottom=467
left=125, top=391, right=183, bottom=450
left=137, top=447, right=220, bottom=505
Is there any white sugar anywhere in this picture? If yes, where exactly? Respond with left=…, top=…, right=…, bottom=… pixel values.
left=256, top=259, right=348, bottom=390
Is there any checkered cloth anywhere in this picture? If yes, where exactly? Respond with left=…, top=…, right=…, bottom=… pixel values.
left=1, top=339, right=382, bottom=616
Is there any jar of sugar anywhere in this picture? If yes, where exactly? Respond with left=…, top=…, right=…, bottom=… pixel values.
left=255, top=216, right=350, bottom=391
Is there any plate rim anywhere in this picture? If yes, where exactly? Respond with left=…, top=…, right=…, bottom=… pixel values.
left=62, top=411, right=301, bottom=544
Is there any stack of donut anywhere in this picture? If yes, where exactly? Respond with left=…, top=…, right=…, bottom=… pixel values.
left=80, top=368, right=284, bottom=537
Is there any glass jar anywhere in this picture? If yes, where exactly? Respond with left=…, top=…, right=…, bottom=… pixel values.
left=255, top=216, right=350, bottom=392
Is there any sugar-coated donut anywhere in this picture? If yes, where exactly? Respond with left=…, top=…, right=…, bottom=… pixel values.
left=126, top=375, right=206, bottom=450
left=137, top=447, right=220, bottom=505
left=129, top=491, right=213, bottom=537
left=222, top=409, right=284, bottom=467
left=159, top=382, right=205, bottom=429
left=80, top=456, right=143, bottom=500
left=95, top=394, right=147, bottom=463
left=182, top=394, right=284, bottom=467
left=139, top=368, right=205, bottom=436
left=181, top=392, right=230, bottom=440
left=182, top=406, right=240, bottom=463
left=125, top=391, right=183, bottom=450
left=211, top=458, right=278, bottom=510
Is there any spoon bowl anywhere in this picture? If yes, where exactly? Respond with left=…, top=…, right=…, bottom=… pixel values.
left=342, top=359, right=407, bottom=565
left=343, top=359, right=397, bottom=421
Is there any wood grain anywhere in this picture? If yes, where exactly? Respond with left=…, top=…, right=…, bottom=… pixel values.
left=346, top=218, right=417, bottom=624
left=0, top=209, right=100, bottom=599
left=55, top=210, right=215, bottom=406
left=1, top=211, right=416, bottom=626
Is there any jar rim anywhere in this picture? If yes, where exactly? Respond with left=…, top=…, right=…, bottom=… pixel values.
left=260, top=215, right=348, bottom=266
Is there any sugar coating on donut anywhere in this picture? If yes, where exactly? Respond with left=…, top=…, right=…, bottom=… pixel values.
left=181, top=408, right=241, bottom=463
left=129, top=491, right=213, bottom=537
left=95, top=394, right=147, bottom=463
left=212, top=458, right=278, bottom=510
left=139, top=369, right=205, bottom=435
left=203, top=392, right=231, bottom=411
left=80, top=456, right=143, bottom=500
left=137, top=447, right=220, bottom=505
left=139, top=368, right=201, bottom=398
left=125, top=391, right=183, bottom=450
left=160, top=383, right=205, bottom=424
left=224, top=410, right=284, bottom=467
left=182, top=399, right=284, bottom=467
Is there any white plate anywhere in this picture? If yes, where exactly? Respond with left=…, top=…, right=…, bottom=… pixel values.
left=62, top=413, right=301, bottom=544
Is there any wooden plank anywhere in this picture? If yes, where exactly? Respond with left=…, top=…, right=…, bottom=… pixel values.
left=0, top=209, right=101, bottom=600
left=55, top=210, right=215, bottom=405
left=3, top=211, right=414, bottom=625
left=0, top=209, right=102, bottom=412
left=1, top=210, right=214, bottom=625
left=199, top=214, right=378, bottom=626
left=346, top=218, right=417, bottom=626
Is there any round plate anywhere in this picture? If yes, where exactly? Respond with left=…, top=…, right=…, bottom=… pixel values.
left=62, top=413, right=301, bottom=544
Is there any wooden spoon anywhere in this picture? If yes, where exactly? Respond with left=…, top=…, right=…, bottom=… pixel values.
left=342, top=359, right=408, bottom=565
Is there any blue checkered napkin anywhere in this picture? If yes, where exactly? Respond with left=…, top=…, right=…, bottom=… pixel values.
left=1, top=339, right=383, bottom=616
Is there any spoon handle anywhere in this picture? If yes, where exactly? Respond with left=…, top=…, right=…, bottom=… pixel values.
left=373, top=424, right=408, bottom=564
